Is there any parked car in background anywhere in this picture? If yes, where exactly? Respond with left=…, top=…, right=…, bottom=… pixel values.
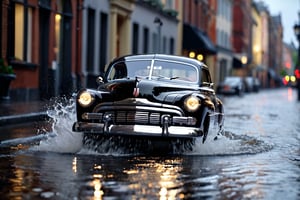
left=217, top=76, right=245, bottom=96
left=244, top=76, right=260, bottom=93
left=72, top=54, right=224, bottom=154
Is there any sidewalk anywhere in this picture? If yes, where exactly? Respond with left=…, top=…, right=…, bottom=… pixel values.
left=0, top=100, right=49, bottom=126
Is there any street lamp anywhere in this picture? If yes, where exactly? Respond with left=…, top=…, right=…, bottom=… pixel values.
left=154, top=17, right=163, bottom=53
left=241, top=55, right=248, bottom=65
left=293, top=18, right=300, bottom=101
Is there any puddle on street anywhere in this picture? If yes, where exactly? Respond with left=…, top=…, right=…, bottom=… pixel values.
left=0, top=90, right=298, bottom=200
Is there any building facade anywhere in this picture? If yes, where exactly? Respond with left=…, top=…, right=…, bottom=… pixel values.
left=252, top=1, right=268, bottom=88
left=1, top=0, right=180, bottom=100
left=81, top=0, right=179, bottom=88
left=255, top=1, right=270, bottom=88
left=283, top=42, right=296, bottom=76
left=232, top=0, right=254, bottom=77
left=182, top=0, right=217, bottom=82
left=268, top=14, right=283, bottom=87
left=0, top=0, right=288, bottom=101
left=1, top=0, right=82, bottom=100
left=216, top=0, right=233, bottom=83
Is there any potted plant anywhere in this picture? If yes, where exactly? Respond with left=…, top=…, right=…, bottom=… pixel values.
left=0, top=58, right=16, bottom=100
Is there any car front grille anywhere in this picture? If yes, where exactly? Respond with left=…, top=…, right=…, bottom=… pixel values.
left=110, top=111, right=162, bottom=124
left=83, top=110, right=176, bottom=125
left=81, top=99, right=198, bottom=126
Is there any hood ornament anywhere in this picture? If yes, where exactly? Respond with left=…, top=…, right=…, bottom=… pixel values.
left=133, top=77, right=140, bottom=97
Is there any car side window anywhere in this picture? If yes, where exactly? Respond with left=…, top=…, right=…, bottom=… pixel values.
left=201, top=68, right=212, bottom=83
left=108, top=60, right=151, bottom=80
left=110, top=63, right=127, bottom=79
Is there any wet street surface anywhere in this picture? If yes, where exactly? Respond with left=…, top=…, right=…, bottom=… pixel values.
left=0, top=88, right=299, bottom=199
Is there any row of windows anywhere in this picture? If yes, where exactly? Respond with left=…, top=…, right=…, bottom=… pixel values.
left=86, top=8, right=108, bottom=73
left=12, top=1, right=176, bottom=75
left=132, top=23, right=175, bottom=55
left=217, top=0, right=232, bottom=49
left=85, top=10, right=175, bottom=74
left=12, top=1, right=70, bottom=65
left=217, top=0, right=232, bottom=21
left=217, top=30, right=231, bottom=49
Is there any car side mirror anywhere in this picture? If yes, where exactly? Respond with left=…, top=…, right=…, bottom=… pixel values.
left=96, top=76, right=104, bottom=85
left=202, top=82, right=214, bottom=88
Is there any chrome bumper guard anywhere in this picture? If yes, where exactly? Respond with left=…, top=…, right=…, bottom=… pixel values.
left=72, top=122, right=202, bottom=138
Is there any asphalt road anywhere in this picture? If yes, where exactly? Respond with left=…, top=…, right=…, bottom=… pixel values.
left=0, top=88, right=299, bottom=199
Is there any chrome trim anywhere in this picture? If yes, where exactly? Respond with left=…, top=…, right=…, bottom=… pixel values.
left=173, top=116, right=196, bottom=125
left=93, top=98, right=185, bottom=114
left=82, top=113, right=103, bottom=120
left=73, top=122, right=202, bottom=138
left=81, top=112, right=197, bottom=126
left=93, top=105, right=183, bottom=116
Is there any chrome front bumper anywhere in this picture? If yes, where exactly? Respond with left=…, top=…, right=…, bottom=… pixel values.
left=72, top=122, right=202, bottom=138
left=74, top=98, right=203, bottom=138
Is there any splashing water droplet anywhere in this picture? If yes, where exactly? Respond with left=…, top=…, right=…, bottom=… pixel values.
left=185, top=118, right=273, bottom=156
left=31, top=95, right=83, bottom=153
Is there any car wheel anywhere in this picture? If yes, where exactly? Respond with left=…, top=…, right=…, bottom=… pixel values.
left=237, top=88, right=244, bottom=96
left=235, top=88, right=240, bottom=95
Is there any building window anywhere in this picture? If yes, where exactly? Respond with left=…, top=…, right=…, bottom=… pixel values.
left=99, top=12, right=108, bottom=73
left=162, top=0, right=173, bottom=9
left=132, top=23, right=139, bottom=54
left=217, top=30, right=220, bottom=45
left=162, top=36, right=166, bottom=53
left=54, top=13, right=61, bottom=64
left=87, top=8, right=95, bottom=73
left=169, top=37, right=174, bottom=54
left=143, top=27, right=149, bottom=53
left=152, top=32, right=157, bottom=53
left=219, top=59, right=227, bottom=81
left=14, top=3, right=32, bottom=62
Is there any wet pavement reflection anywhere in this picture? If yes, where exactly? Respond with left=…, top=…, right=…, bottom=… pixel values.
left=0, top=88, right=299, bottom=199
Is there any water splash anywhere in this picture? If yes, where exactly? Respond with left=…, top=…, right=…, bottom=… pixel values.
left=27, top=96, right=272, bottom=156
left=187, top=119, right=273, bottom=156
left=30, top=95, right=83, bottom=153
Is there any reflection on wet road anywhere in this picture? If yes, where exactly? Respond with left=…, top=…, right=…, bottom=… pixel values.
left=0, top=88, right=299, bottom=199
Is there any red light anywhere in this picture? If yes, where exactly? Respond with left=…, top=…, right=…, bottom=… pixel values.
left=295, top=69, right=300, bottom=79
left=285, top=61, right=291, bottom=69
left=282, top=77, right=288, bottom=85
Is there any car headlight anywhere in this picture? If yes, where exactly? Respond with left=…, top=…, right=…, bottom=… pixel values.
left=78, top=91, right=94, bottom=107
left=184, top=96, right=200, bottom=112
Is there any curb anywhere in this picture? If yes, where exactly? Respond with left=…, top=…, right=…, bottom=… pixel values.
left=0, top=112, right=50, bottom=126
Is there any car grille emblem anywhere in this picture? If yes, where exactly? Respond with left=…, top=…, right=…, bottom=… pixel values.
left=133, top=87, right=139, bottom=97
left=133, top=77, right=140, bottom=97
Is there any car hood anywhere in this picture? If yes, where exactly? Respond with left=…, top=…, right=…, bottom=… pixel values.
left=99, top=78, right=200, bottom=103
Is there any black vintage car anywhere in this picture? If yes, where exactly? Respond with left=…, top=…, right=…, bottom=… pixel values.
left=73, top=54, right=224, bottom=153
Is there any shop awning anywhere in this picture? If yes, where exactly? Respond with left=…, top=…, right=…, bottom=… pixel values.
left=232, top=57, right=243, bottom=68
left=183, top=24, right=217, bottom=55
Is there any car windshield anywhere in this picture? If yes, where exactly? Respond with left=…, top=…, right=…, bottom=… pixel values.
left=107, top=59, right=199, bottom=83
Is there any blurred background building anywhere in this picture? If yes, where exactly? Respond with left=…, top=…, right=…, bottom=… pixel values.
left=216, top=0, right=233, bottom=85
left=0, top=0, right=295, bottom=101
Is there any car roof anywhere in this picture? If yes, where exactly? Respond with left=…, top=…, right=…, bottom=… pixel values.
left=225, top=76, right=242, bottom=80
left=110, top=54, right=208, bottom=69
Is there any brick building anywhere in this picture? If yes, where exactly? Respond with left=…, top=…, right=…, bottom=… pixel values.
left=232, top=0, right=253, bottom=76
left=182, top=0, right=217, bottom=81
left=1, top=0, right=82, bottom=100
